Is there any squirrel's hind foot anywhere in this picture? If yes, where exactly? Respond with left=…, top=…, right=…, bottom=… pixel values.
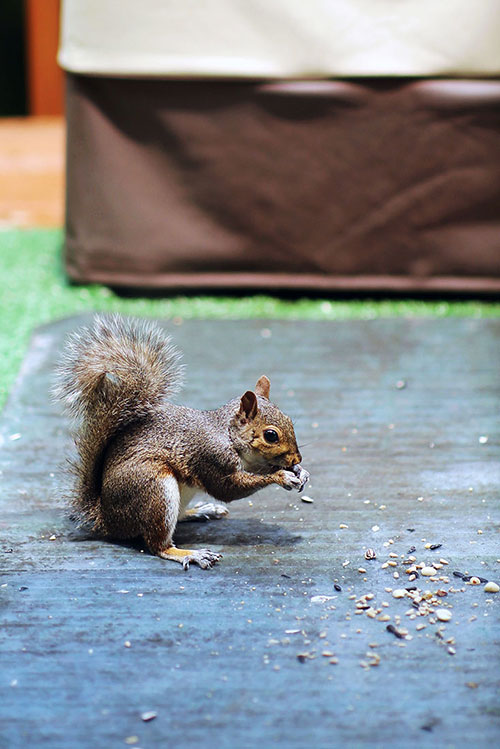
left=159, top=546, right=222, bottom=570
left=180, top=502, right=229, bottom=522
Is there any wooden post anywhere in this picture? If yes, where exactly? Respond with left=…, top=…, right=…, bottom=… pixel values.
left=24, top=0, right=63, bottom=115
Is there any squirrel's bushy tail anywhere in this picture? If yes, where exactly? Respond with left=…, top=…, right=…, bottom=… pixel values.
left=54, top=315, right=183, bottom=531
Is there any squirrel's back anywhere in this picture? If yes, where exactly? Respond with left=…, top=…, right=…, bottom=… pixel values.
left=54, top=315, right=183, bottom=530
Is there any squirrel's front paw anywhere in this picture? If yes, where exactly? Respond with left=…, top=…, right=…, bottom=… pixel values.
left=277, top=469, right=303, bottom=491
left=292, top=464, right=310, bottom=492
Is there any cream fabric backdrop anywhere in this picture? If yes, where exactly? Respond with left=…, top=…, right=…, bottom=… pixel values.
left=58, top=0, right=500, bottom=78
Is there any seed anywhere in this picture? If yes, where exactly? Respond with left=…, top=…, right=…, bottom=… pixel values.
left=430, top=544, right=442, bottom=551
left=484, top=581, right=499, bottom=593
left=371, top=525, right=380, bottom=532
left=421, top=566, right=437, bottom=577
left=469, top=577, right=481, bottom=585
left=301, top=495, right=314, bottom=503
left=334, top=584, right=342, bottom=592
left=392, top=589, right=406, bottom=599
left=386, top=624, right=405, bottom=639
left=329, top=657, right=339, bottom=664
left=436, top=609, right=452, bottom=622
left=141, top=712, right=157, bottom=722
left=387, top=561, right=397, bottom=567
left=297, top=653, right=311, bottom=663
left=358, top=568, right=367, bottom=574
left=365, top=549, right=377, bottom=560
left=453, top=571, right=465, bottom=579
left=339, top=524, right=348, bottom=529
left=393, top=572, right=400, bottom=579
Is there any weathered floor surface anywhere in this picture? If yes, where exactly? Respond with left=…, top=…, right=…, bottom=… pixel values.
left=0, top=316, right=499, bottom=748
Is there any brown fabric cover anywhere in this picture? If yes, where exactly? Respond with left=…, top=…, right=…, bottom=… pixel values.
left=65, top=74, right=500, bottom=292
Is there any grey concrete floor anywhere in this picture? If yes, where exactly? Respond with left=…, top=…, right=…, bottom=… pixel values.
left=0, top=316, right=499, bottom=748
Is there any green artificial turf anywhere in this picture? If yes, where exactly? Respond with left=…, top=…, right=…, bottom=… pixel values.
left=1, top=228, right=499, bottom=408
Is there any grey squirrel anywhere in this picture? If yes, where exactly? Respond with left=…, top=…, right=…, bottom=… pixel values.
left=54, top=315, right=309, bottom=569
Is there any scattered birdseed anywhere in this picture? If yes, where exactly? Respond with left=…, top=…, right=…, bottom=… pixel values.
left=386, top=624, right=405, bottom=639
left=339, top=524, right=349, bottom=529
left=469, top=577, right=481, bottom=585
left=429, top=544, right=442, bottom=551
left=484, top=581, right=499, bottom=593
left=436, top=609, right=452, bottom=622
left=141, top=712, right=157, bottom=722
left=364, top=549, right=377, bottom=560
left=334, top=584, right=342, bottom=592
left=371, top=525, right=380, bottom=532
left=301, top=496, right=314, bottom=503
left=421, top=567, right=437, bottom=577
left=392, top=589, right=406, bottom=599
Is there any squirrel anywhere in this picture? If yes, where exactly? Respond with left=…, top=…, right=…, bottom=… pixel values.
left=54, top=315, right=309, bottom=570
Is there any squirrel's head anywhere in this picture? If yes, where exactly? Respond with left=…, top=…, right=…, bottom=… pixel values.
left=230, top=375, right=302, bottom=474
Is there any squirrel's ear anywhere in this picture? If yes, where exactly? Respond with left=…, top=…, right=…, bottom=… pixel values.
left=255, top=375, right=270, bottom=399
left=239, top=390, right=258, bottom=420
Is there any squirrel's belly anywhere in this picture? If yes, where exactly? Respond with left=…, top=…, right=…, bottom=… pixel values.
left=178, top=483, right=200, bottom=518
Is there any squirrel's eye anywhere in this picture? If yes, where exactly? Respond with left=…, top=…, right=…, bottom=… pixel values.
left=263, top=429, right=279, bottom=444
